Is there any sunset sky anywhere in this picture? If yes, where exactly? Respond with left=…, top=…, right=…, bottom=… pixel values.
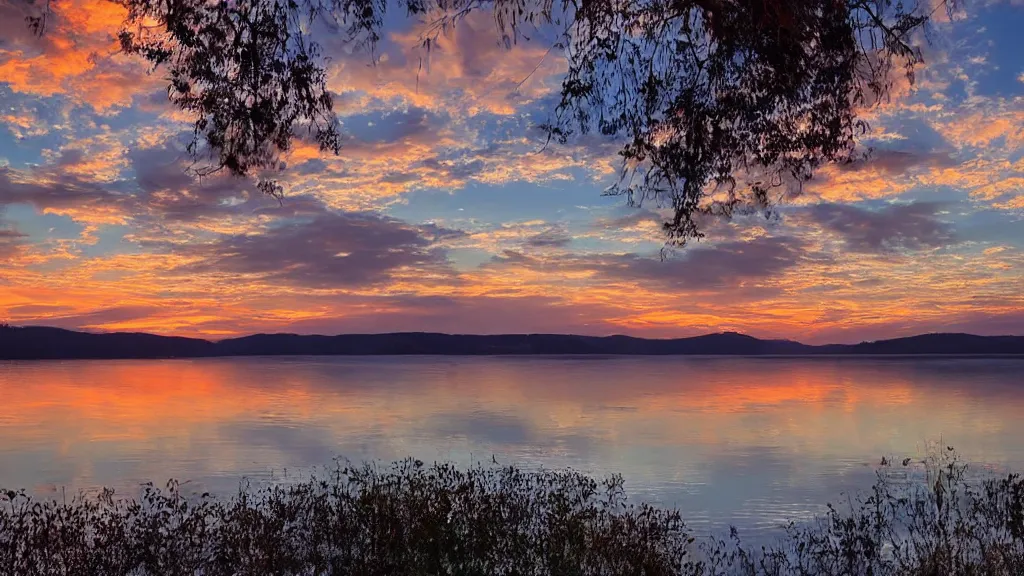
left=0, top=0, right=1021, bottom=343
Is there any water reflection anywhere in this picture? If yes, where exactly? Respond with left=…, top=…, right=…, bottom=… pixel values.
left=1, top=356, right=1022, bottom=536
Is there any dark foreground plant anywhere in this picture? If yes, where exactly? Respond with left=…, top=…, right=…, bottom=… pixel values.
left=1, top=452, right=1023, bottom=575
left=1, top=460, right=690, bottom=576
left=701, top=448, right=1024, bottom=576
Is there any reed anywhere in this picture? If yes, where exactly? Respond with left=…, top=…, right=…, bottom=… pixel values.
left=1, top=451, right=1022, bottom=575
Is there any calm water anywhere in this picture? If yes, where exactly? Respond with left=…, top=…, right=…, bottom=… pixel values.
left=1, top=356, right=1022, bottom=537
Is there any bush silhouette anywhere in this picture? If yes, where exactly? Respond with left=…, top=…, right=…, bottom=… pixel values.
left=1, top=452, right=1023, bottom=575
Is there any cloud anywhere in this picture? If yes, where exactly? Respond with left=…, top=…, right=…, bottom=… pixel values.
left=4, top=303, right=76, bottom=316
left=0, top=0, right=156, bottom=111
left=524, top=227, right=572, bottom=248
left=804, top=202, right=958, bottom=253
left=343, top=107, right=442, bottom=145
left=16, top=305, right=168, bottom=330
left=488, top=234, right=811, bottom=292
left=276, top=294, right=624, bottom=336
left=809, top=309, right=1024, bottom=344
left=2, top=105, right=51, bottom=139
left=0, top=136, right=324, bottom=232
left=0, top=166, right=130, bottom=225
left=127, top=142, right=268, bottom=222
left=594, top=208, right=664, bottom=231
left=177, top=211, right=460, bottom=288
left=994, top=195, right=1024, bottom=210
left=0, top=221, right=26, bottom=260
left=589, top=236, right=810, bottom=290
left=587, top=207, right=678, bottom=244
left=805, top=144, right=960, bottom=204
left=327, top=10, right=565, bottom=117
left=934, top=109, right=1024, bottom=150
left=836, top=149, right=957, bottom=175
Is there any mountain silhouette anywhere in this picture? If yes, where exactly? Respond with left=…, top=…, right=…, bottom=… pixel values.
left=2, top=325, right=1022, bottom=360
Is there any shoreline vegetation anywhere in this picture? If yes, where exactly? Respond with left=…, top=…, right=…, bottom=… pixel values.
left=3, top=325, right=1024, bottom=359
left=2, top=451, right=1023, bottom=575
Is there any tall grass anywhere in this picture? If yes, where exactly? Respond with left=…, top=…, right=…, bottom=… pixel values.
left=701, top=448, right=1024, bottom=575
left=1, top=452, right=1023, bottom=575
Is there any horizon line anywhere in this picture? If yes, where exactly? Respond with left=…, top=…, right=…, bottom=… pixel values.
left=5, top=324, right=1023, bottom=348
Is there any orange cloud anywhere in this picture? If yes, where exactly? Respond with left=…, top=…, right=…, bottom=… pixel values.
left=330, top=11, right=565, bottom=117
left=935, top=110, right=1024, bottom=150
left=0, top=0, right=155, bottom=111
left=994, top=195, right=1024, bottom=209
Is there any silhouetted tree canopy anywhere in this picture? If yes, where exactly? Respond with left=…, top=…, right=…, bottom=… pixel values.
left=21, top=0, right=957, bottom=243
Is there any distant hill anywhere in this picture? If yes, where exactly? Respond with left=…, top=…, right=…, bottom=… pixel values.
left=0, top=326, right=215, bottom=359
left=842, top=333, right=1024, bottom=355
left=2, top=325, right=1023, bottom=360
left=211, top=331, right=814, bottom=357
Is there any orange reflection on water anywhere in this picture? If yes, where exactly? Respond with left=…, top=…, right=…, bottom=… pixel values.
left=1, top=357, right=1022, bottom=496
left=2, top=361, right=321, bottom=442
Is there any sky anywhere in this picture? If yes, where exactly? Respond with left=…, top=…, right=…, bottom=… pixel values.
left=0, top=0, right=1021, bottom=344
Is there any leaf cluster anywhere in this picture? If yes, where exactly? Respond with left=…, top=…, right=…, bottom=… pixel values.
left=22, top=0, right=957, bottom=242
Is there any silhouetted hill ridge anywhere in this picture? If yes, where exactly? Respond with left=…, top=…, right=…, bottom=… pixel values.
left=2, top=325, right=1022, bottom=359
left=0, top=326, right=215, bottom=359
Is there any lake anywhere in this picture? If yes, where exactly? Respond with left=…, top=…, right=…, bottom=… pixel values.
left=1, top=356, right=1022, bottom=539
